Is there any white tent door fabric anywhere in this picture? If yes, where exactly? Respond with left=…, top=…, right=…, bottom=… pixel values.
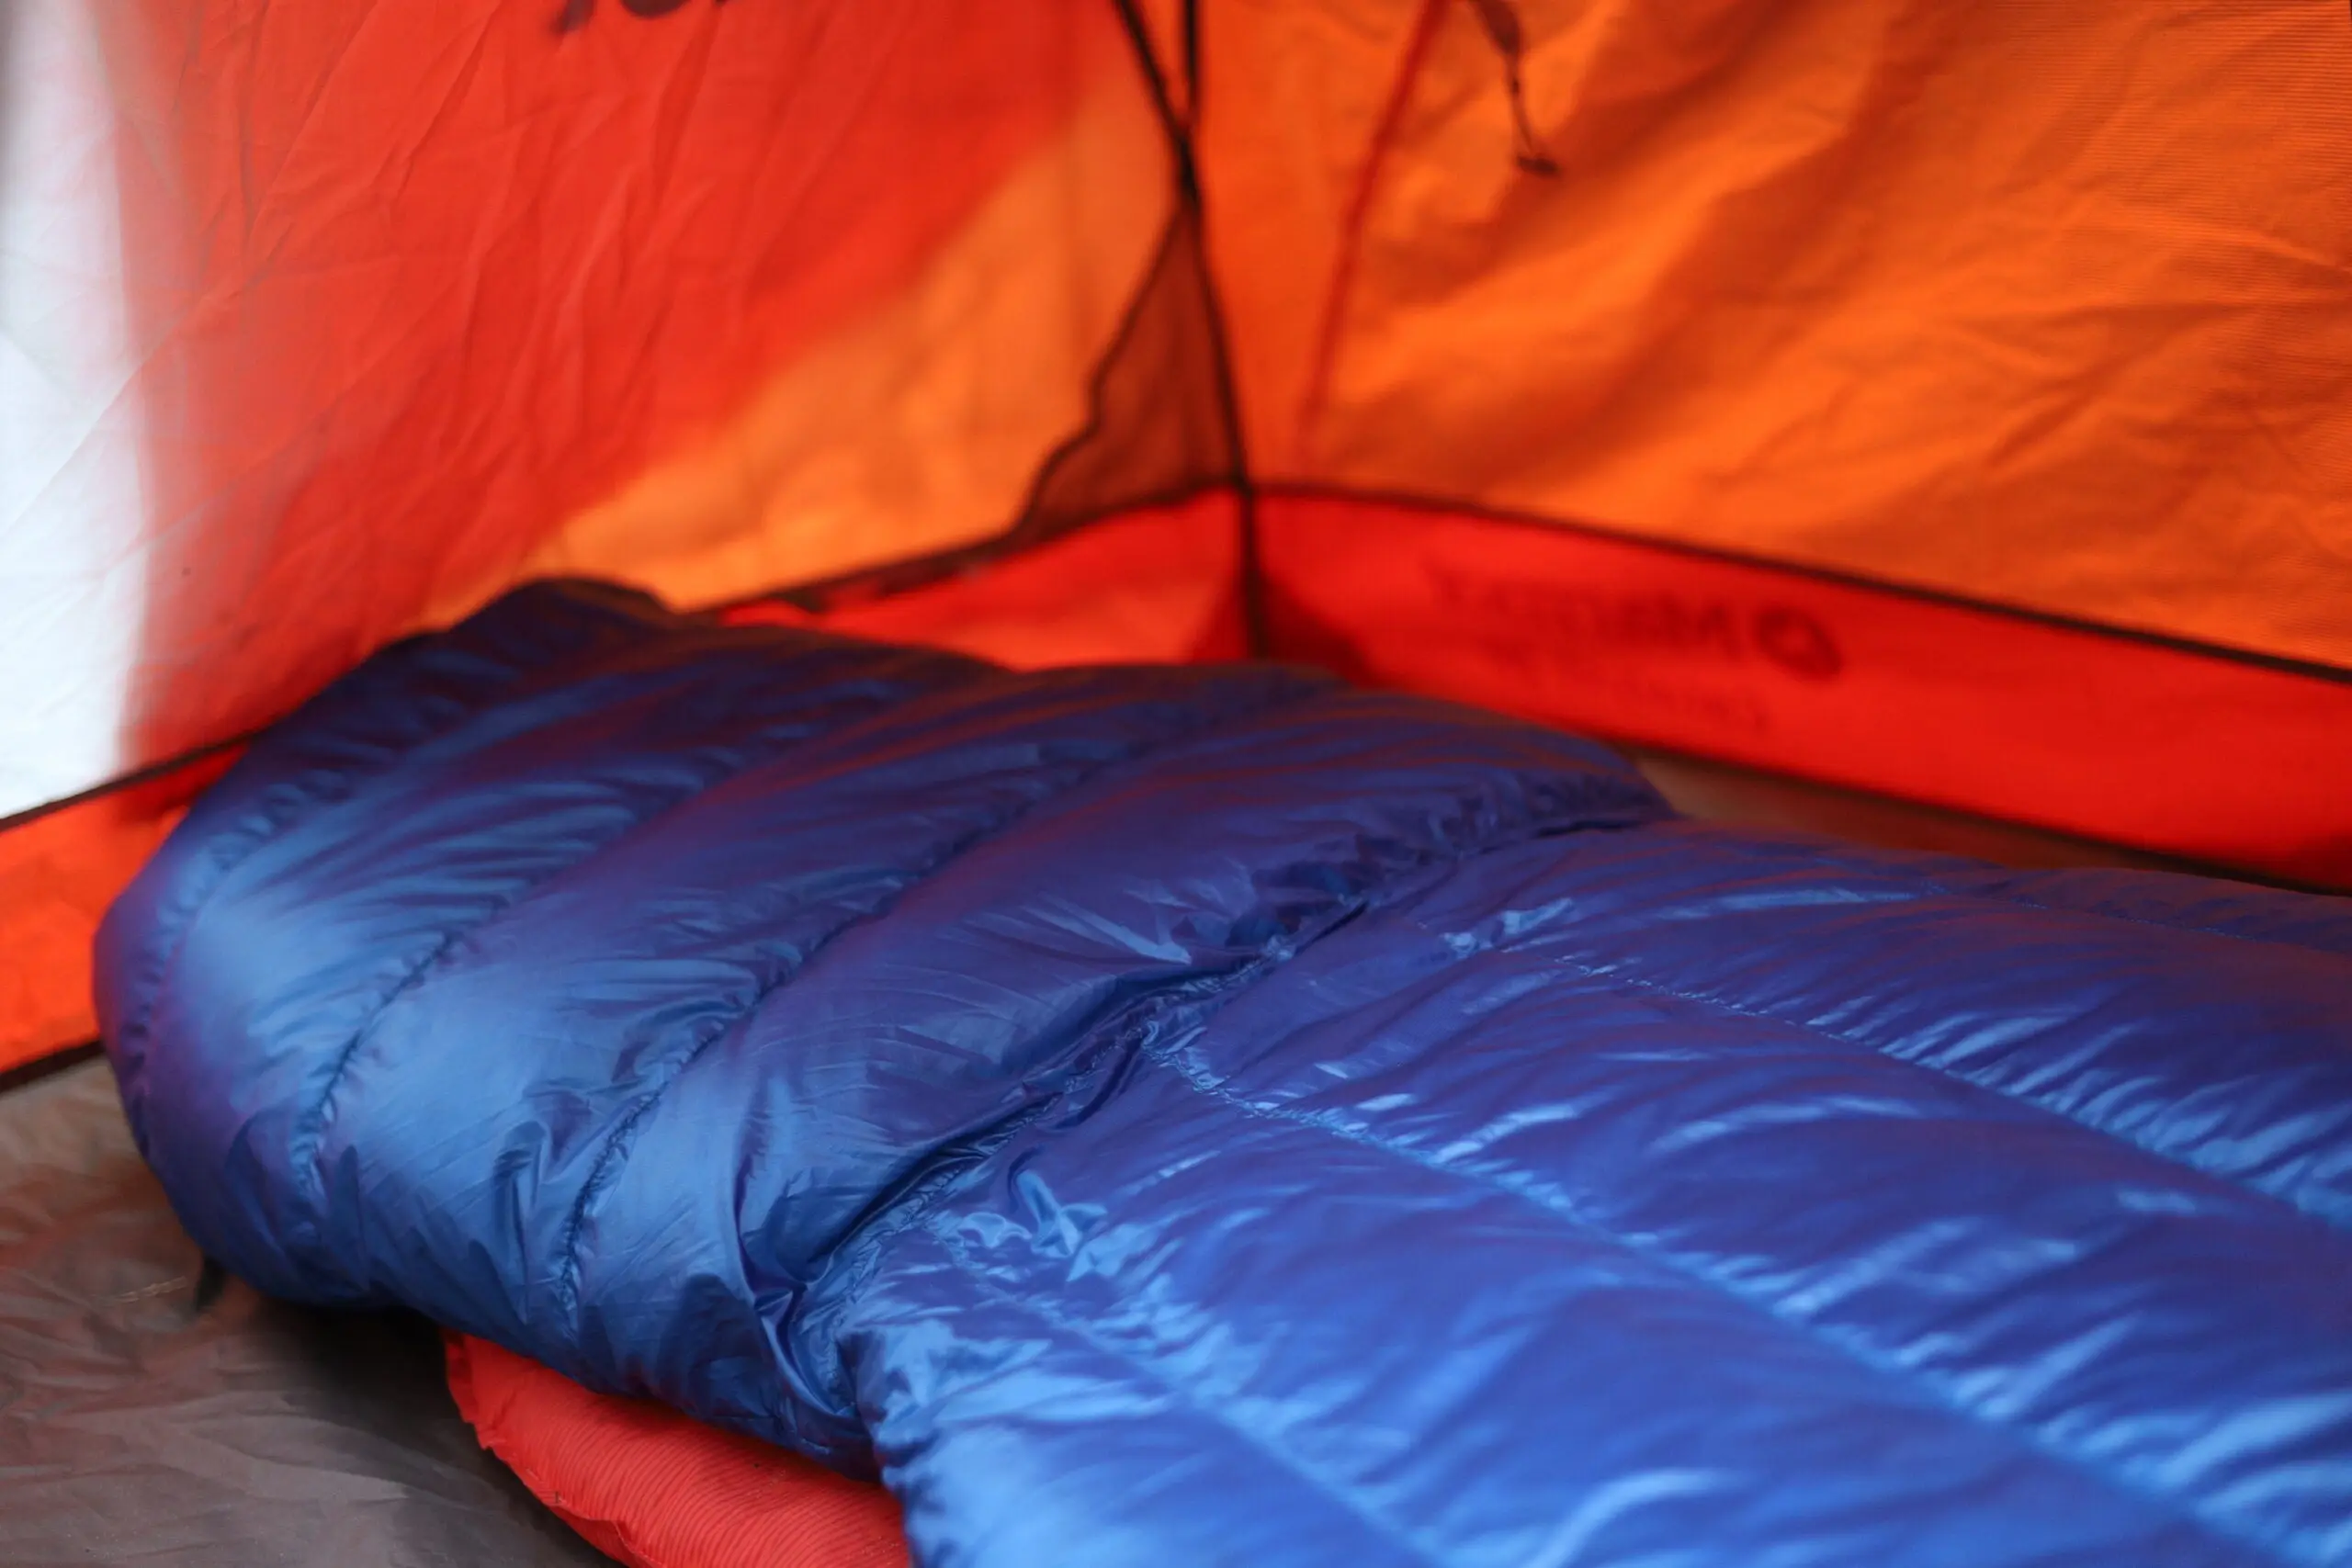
left=0, top=0, right=149, bottom=819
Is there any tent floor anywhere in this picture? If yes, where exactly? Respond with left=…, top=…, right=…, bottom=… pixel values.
left=1626, top=748, right=2175, bottom=875
left=0, top=1057, right=607, bottom=1567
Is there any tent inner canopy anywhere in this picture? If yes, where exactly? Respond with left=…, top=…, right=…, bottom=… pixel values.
left=2, top=0, right=2347, bottom=1071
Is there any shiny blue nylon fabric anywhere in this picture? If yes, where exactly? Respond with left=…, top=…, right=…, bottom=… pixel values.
left=94, top=581, right=2352, bottom=1568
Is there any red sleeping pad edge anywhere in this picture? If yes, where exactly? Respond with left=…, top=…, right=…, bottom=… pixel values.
left=444, top=1332, right=910, bottom=1568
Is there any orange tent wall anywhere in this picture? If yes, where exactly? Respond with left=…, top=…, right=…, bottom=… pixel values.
left=1195, top=0, right=2352, bottom=881
left=15, top=478, right=2345, bottom=1077
left=1200, top=0, right=2352, bottom=668
left=1254, top=491, right=2352, bottom=888
left=0, top=753, right=236, bottom=1074
left=1, top=0, right=1180, bottom=1074
left=96, top=0, right=1169, bottom=777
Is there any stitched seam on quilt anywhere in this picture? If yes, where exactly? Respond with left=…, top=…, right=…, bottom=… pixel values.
left=798, top=803, right=1662, bottom=1278
left=929, top=1227, right=1445, bottom=1568
left=280, top=682, right=942, bottom=1252
left=1138, top=1051, right=2294, bottom=1568
left=545, top=681, right=1332, bottom=1313
left=779, top=807, right=1659, bottom=1432
left=1930, top=887, right=2351, bottom=958
left=272, top=627, right=990, bottom=1244
left=1521, top=942, right=2348, bottom=1241
left=1659, top=826, right=2352, bottom=961
left=1239, top=868, right=2343, bottom=1247
left=113, top=612, right=686, bottom=1063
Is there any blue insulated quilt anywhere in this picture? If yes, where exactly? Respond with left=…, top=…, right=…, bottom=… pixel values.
left=96, top=581, right=2352, bottom=1567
